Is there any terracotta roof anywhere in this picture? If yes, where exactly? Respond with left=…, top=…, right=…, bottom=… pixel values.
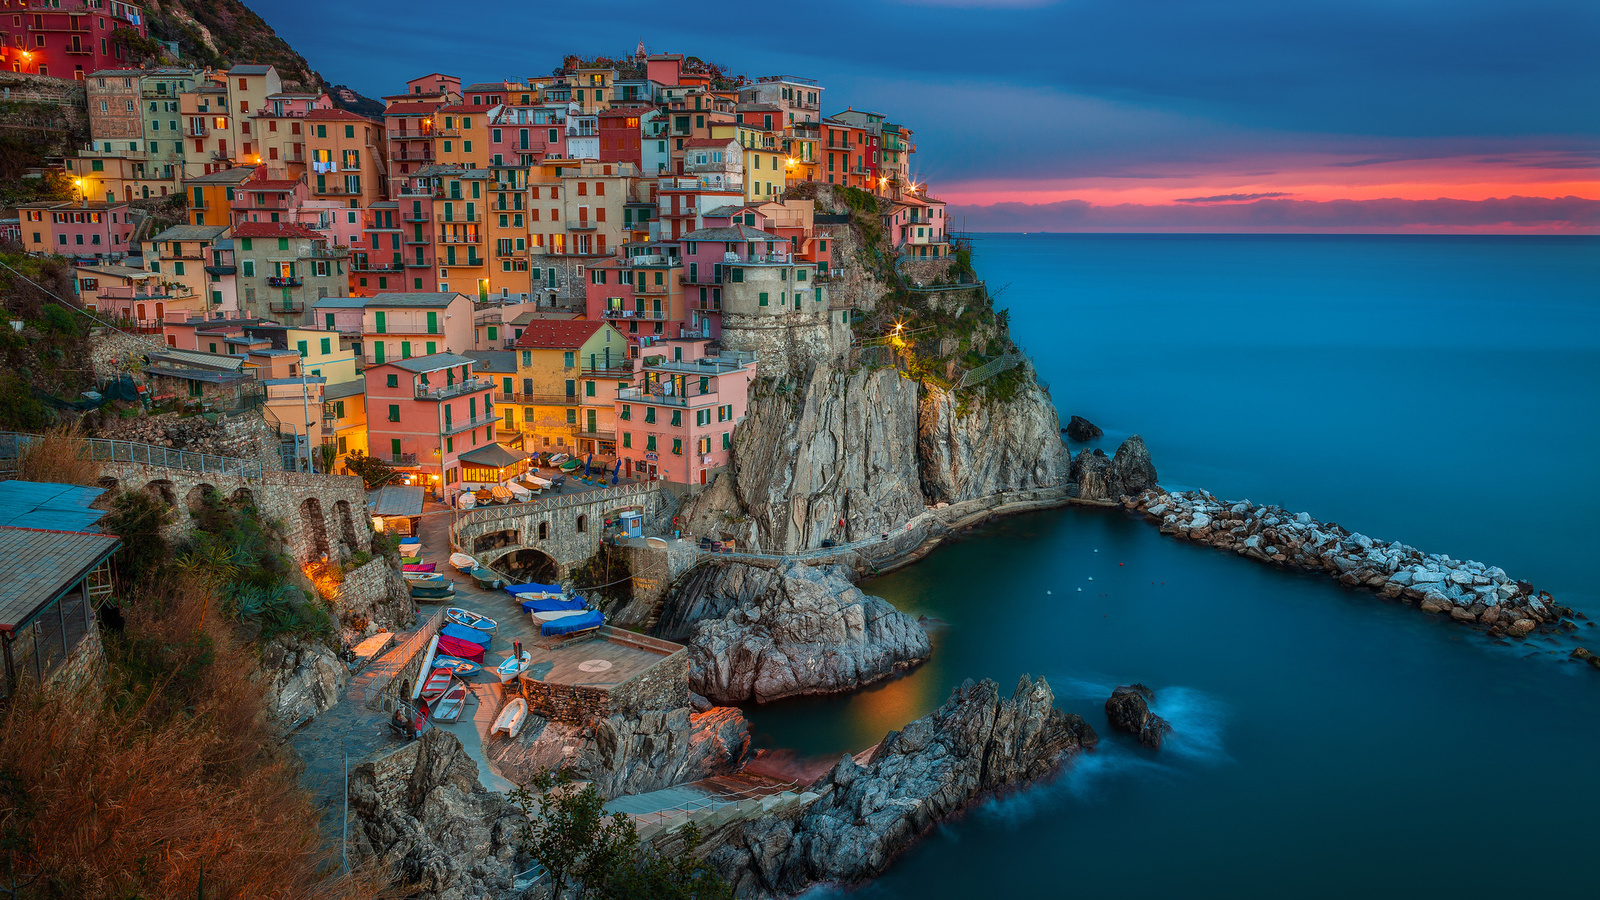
left=684, top=138, right=738, bottom=148
left=232, top=221, right=324, bottom=240
left=305, top=108, right=378, bottom=123
left=385, top=102, right=442, bottom=116
left=244, top=179, right=302, bottom=190
left=681, top=224, right=782, bottom=242
left=513, top=320, right=607, bottom=350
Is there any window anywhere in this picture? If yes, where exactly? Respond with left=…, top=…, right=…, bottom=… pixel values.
left=759, top=292, right=768, bottom=307
left=644, top=407, right=656, bottom=424
left=387, top=404, right=400, bottom=422
left=722, top=431, right=731, bottom=450
left=622, top=432, right=631, bottom=449
left=386, top=374, right=398, bottom=388
left=620, top=405, right=631, bottom=421
left=374, top=310, right=386, bottom=333
left=321, top=337, right=331, bottom=355
left=671, top=438, right=683, bottom=456
left=562, top=351, right=574, bottom=368
left=646, top=434, right=656, bottom=451
left=566, top=408, right=576, bottom=424
left=671, top=409, right=682, bottom=427
left=585, top=381, right=595, bottom=397
left=296, top=340, right=308, bottom=357
left=241, top=259, right=255, bottom=277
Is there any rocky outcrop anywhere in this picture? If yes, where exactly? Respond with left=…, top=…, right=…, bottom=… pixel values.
left=1064, top=415, right=1102, bottom=442
left=260, top=636, right=346, bottom=727
left=346, top=729, right=523, bottom=900
left=1073, top=435, right=1158, bottom=501
left=681, top=563, right=931, bottom=704
left=489, top=706, right=752, bottom=799
left=1127, top=488, right=1581, bottom=641
left=917, top=379, right=1066, bottom=506
left=700, top=676, right=1097, bottom=896
left=1104, top=684, right=1171, bottom=749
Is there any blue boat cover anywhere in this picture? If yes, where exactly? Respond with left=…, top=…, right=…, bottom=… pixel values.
left=441, top=623, right=493, bottom=645
left=521, top=596, right=585, bottom=612
left=399, top=536, right=421, bottom=545
left=540, top=610, right=603, bottom=636
left=433, top=655, right=481, bottom=675
left=505, top=581, right=562, bottom=596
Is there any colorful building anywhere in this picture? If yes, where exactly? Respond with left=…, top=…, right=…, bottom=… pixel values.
left=508, top=320, right=628, bottom=458
left=363, top=352, right=496, bottom=496
left=16, top=200, right=134, bottom=260
left=362, top=291, right=475, bottom=365
left=614, top=338, right=756, bottom=486
left=0, top=0, right=150, bottom=80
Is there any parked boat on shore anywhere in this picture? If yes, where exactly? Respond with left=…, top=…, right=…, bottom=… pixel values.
left=446, top=607, right=498, bottom=634
left=491, top=697, right=528, bottom=737
left=449, top=552, right=477, bottom=571
left=431, top=682, right=469, bottom=723
left=433, top=655, right=481, bottom=677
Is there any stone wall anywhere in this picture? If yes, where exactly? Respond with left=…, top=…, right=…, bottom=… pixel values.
left=87, top=327, right=166, bottom=382
left=336, top=554, right=417, bottom=633
left=606, top=639, right=689, bottom=715
left=517, top=678, right=613, bottom=724
left=450, top=482, right=669, bottom=569
left=719, top=304, right=845, bottom=377
left=515, top=628, right=687, bottom=724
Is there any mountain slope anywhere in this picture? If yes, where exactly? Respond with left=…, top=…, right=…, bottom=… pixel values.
left=144, top=0, right=318, bottom=88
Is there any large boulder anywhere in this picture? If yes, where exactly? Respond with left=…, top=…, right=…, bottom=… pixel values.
left=1064, top=415, right=1103, bottom=442
left=260, top=636, right=347, bottom=727
left=1104, top=683, right=1172, bottom=749
left=685, top=563, right=930, bottom=704
left=1111, top=435, right=1158, bottom=495
left=1072, top=448, right=1114, bottom=500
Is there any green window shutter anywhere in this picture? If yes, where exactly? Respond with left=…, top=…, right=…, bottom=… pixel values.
left=563, top=351, right=574, bottom=367
left=645, top=407, right=655, bottom=424
left=623, top=432, right=631, bottom=448
left=375, top=342, right=386, bottom=364
left=427, top=311, right=438, bottom=334
left=241, top=238, right=252, bottom=250
left=386, top=373, right=397, bottom=387
left=722, top=432, right=731, bottom=449
left=699, top=376, right=709, bottom=393
left=192, top=186, right=203, bottom=205
left=672, top=438, right=682, bottom=455
left=521, top=351, right=531, bottom=366
left=325, top=313, right=335, bottom=329
left=585, top=381, right=595, bottom=397
left=278, top=238, right=288, bottom=251
left=401, top=341, right=411, bottom=359
left=375, top=311, right=386, bottom=333
left=566, top=408, right=576, bottom=424
left=671, top=409, right=681, bottom=427
left=174, top=261, right=185, bottom=276
left=390, top=438, right=400, bottom=458
left=296, top=340, right=308, bottom=357
left=320, top=337, right=330, bottom=354
left=317, top=124, right=326, bottom=138
left=487, top=325, right=497, bottom=340
left=426, top=342, right=436, bottom=355
left=335, top=400, right=344, bottom=417
left=388, top=404, right=399, bottom=422
left=646, top=435, right=656, bottom=451
left=241, top=260, right=254, bottom=277
left=758, top=292, right=768, bottom=306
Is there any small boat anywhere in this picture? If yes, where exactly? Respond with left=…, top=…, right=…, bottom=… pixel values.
left=433, top=655, right=481, bottom=677
left=436, top=633, right=485, bottom=662
left=507, top=482, right=532, bottom=502
left=457, top=491, right=477, bottom=509
left=400, top=555, right=422, bottom=565
left=505, top=581, right=563, bottom=598
left=441, top=622, right=493, bottom=646
left=546, top=453, right=569, bottom=466
left=446, top=607, right=498, bottom=634
left=402, top=563, right=437, bottom=573
left=496, top=650, right=532, bottom=681
left=469, top=566, right=503, bottom=590
left=449, top=552, right=477, bottom=571
left=419, top=666, right=454, bottom=702
left=399, top=536, right=421, bottom=547
left=404, top=571, right=445, bottom=583
left=431, top=681, right=469, bottom=723
left=521, top=595, right=584, bottom=613
left=491, top=697, right=529, bottom=738
left=531, top=608, right=587, bottom=623
left=559, top=458, right=583, bottom=473
left=540, top=609, right=604, bottom=636
left=410, top=582, right=457, bottom=598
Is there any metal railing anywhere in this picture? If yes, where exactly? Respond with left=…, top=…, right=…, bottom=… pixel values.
left=450, top=482, right=662, bottom=537
left=0, top=432, right=262, bottom=478
left=416, top=378, right=491, bottom=400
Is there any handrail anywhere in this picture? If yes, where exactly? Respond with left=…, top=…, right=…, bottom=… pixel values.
left=0, top=432, right=262, bottom=478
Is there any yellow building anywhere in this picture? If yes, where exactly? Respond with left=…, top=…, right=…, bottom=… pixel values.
left=509, top=320, right=627, bottom=456
left=712, top=121, right=787, bottom=202
left=322, top=379, right=368, bottom=463
left=183, top=166, right=258, bottom=226
left=303, top=108, right=389, bottom=209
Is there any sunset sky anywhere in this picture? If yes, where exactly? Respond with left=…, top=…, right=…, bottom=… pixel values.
left=258, top=0, right=1598, bottom=232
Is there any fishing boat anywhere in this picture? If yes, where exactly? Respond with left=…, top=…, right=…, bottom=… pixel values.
left=539, top=609, right=604, bottom=636
left=410, top=583, right=457, bottom=601
left=521, top=595, right=584, bottom=613
left=400, top=556, right=422, bottom=565
left=402, top=563, right=437, bottom=573
left=531, top=608, right=587, bottom=623
left=403, top=571, right=445, bottom=583
left=559, top=458, right=583, bottom=473
left=431, top=682, right=469, bottom=723
left=432, top=655, right=481, bottom=677
left=419, top=666, right=454, bottom=702
left=507, top=481, right=532, bottom=503
left=491, top=697, right=529, bottom=738
left=399, top=536, right=421, bottom=548
left=496, top=650, right=532, bottom=682
left=436, top=633, right=485, bottom=662
left=546, top=452, right=569, bottom=467
left=457, top=491, right=477, bottom=509
left=441, top=622, right=493, bottom=646
left=449, top=552, right=477, bottom=571
left=446, top=607, right=498, bottom=634
left=469, top=566, right=504, bottom=590
left=505, top=581, right=562, bottom=598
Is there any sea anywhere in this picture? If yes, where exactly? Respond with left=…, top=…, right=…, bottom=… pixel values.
left=744, top=234, right=1600, bottom=898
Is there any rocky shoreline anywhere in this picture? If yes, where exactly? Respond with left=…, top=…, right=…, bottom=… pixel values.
left=1123, top=487, right=1588, bottom=641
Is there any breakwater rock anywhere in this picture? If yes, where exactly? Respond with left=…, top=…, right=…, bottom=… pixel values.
left=697, top=675, right=1096, bottom=896
left=1072, top=435, right=1158, bottom=501
left=1126, top=488, right=1581, bottom=638
left=1064, top=415, right=1103, bottom=441
left=679, top=563, right=931, bottom=704
left=1105, top=684, right=1171, bottom=749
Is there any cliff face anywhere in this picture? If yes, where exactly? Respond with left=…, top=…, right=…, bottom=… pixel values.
left=918, top=378, right=1066, bottom=505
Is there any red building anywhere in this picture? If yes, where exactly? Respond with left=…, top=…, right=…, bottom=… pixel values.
left=597, top=106, right=648, bottom=167
left=0, top=0, right=149, bottom=81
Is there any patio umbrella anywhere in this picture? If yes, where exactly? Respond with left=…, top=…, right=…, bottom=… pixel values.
left=611, top=459, right=620, bottom=485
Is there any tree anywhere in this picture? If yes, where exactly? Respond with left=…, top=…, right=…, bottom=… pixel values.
left=316, top=442, right=338, bottom=475
left=111, top=26, right=165, bottom=65
left=510, top=769, right=732, bottom=900
left=341, top=449, right=398, bottom=490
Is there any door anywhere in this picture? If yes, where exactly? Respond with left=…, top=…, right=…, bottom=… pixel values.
left=586, top=409, right=596, bottom=433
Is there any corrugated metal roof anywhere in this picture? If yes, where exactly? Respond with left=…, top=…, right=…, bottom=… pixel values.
left=323, top=379, right=366, bottom=401
left=0, top=527, right=119, bottom=633
left=367, top=485, right=424, bottom=517
left=0, top=482, right=107, bottom=532
left=464, top=350, right=516, bottom=372
left=368, top=292, right=466, bottom=308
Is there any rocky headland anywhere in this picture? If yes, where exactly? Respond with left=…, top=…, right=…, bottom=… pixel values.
left=1124, top=487, right=1585, bottom=640
left=675, top=675, right=1097, bottom=897
left=659, top=562, right=931, bottom=703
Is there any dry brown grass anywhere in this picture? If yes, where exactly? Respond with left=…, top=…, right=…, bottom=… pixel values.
left=14, top=423, right=100, bottom=486
left=0, top=576, right=390, bottom=899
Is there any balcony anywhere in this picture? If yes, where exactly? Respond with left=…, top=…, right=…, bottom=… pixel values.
left=437, top=231, right=483, bottom=244
left=441, top=415, right=490, bottom=436
left=298, top=246, right=349, bottom=260
left=616, top=386, right=689, bottom=407
left=388, top=452, right=420, bottom=465
left=266, top=276, right=303, bottom=288
left=566, top=220, right=597, bottom=231
left=270, top=302, right=305, bottom=314
left=401, top=211, right=431, bottom=223
left=387, top=129, right=436, bottom=140
left=187, top=125, right=207, bottom=137
left=436, top=211, right=482, bottom=223
left=415, top=377, right=491, bottom=401
left=574, top=428, right=617, bottom=442
left=442, top=254, right=485, bottom=267
left=352, top=260, right=403, bottom=273
left=602, top=308, right=666, bottom=320
left=518, top=393, right=581, bottom=406
left=582, top=364, right=634, bottom=377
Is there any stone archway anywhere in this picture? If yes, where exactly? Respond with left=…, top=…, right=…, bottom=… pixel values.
left=334, top=500, right=360, bottom=558
left=472, top=528, right=520, bottom=555
left=144, top=479, right=177, bottom=508
left=298, top=497, right=330, bottom=560
left=231, top=487, right=257, bottom=510
left=494, top=548, right=559, bottom=584
left=184, top=483, right=219, bottom=515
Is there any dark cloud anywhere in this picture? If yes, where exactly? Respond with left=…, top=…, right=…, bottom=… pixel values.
left=1175, top=192, right=1294, bottom=203
left=950, top=196, right=1600, bottom=231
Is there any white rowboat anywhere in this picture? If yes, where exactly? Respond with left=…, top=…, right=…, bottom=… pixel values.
left=492, top=697, right=528, bottom=738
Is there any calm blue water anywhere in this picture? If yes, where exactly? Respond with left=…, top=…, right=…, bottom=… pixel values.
left=746, top=235, right=1600, bottom=898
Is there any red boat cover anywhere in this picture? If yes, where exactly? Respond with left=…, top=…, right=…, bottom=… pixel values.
left=436, top=634, right=485, bottom=662
left=403, top=563, right=437, bottom=573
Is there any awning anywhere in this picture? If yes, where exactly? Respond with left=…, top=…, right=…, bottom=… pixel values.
left=458, top=442, right=529, bottom=469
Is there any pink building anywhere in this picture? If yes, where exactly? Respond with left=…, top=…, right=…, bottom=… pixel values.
left=19, top=201, right=135, bottom=260
left=364, top=352, right=496, bottom=496
left=614, top=338, right=756, bottom=487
